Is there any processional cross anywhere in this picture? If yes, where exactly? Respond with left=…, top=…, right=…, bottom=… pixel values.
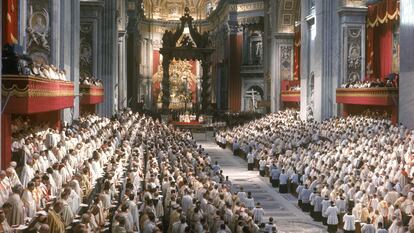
left=245, top=89, right=260, bottom=111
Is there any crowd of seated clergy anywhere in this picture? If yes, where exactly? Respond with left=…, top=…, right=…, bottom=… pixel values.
left=27, top=62, right=67, bottom=81
left=288, top=85, right=300, bottom=91
left=341, top=74, right=399, bottom=89
left=80, top=76, right=103, bottom=87
left=5, top=111, right=270, bottom=233
left=217, top=109, right=414, bottom=233
left=216, top=112, right=264, bottom=128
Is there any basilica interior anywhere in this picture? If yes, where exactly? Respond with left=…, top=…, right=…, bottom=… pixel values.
left=0, top=0, right=414, bottom=232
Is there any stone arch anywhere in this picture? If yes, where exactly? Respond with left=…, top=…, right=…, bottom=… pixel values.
left=242, top=83, right=265, bottom=112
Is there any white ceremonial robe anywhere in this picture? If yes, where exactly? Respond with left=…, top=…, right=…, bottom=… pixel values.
left=325, top=206, right=339, bottom=225
left=342, top=214, right=356, bottom=231
left=127, top=200, right=140, bottom=231
left=20, top=165, right=34, bottom=188
left=181, top=194, right=193, bottom=215
left=245, top=197, right=255, bottom=210
left=21, top=189, right=36, bottom=218
left=0, top=182, right=10, bottom=206
left=252, top=207, right=265, bottom=223
left=8, top=172, right=21, bottom=187
left=6, top=194, right=24, bottom=226
left=61, top=200, right=74, bottom=226
left=52, top=170, right=62, bottom=190
left=68, top=189, right=81, bottom=214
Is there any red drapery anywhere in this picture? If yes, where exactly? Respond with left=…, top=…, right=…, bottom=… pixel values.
left=2, top=0, right=18, bottom=45
left=293, top=25, right=301, bottom=80
left=366, top=0, right=399, bottom=81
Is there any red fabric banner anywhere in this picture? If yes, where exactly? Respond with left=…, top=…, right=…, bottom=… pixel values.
left=366, top=0, right=399, bottom=80
left=293, top=25, right=301, bottom=80
left=367, top=0, right=400, bottom=28
left=378, top=23, right=393, bottom=80
left=366, top=26, right=375, bottom=80
left=2, top=0, right=18, bottom=45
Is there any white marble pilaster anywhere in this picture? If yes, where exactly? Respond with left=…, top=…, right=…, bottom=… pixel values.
left=118, top=33, right=127, bottom=110
left=300, top=0, right=341, bottom=122
left=399, top=0, right=414, bottom=129
left=61, top=0, right=80, bottom=124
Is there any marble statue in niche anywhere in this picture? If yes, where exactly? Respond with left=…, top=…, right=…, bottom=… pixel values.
left=255, top=41, right=263, bottom=64
left=307, top=72, right=315, bottom=121
left=250, top=31, right=263, bottom=65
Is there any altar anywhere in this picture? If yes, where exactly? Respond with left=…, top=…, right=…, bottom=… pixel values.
left=155, top=7, right=214, bottom=113
left=171, top=114, right=214, bottom=140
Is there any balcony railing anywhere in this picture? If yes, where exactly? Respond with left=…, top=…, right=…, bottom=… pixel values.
left=2, top=75, right=74, bottom=114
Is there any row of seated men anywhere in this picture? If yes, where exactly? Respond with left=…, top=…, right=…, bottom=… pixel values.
left=4, top=110, right=275, bottom=233
left=217, top=109, right=414, bottom=233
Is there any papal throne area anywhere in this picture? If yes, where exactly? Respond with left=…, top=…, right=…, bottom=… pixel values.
left=0, top=0, right=413, bottom=232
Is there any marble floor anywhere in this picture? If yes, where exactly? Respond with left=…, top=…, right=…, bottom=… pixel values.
left=199, top=141, right=328, bottom=233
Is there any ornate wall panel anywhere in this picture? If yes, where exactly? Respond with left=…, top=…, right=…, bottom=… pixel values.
left=80, top=23, right=94, bottom=77
left=26, top=0, right=51, bottom=64
left=344, top=27, right=362, bottom=82
left=280, top=45, right=293, bottom=80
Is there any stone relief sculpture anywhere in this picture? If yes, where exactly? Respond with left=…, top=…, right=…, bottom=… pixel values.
left=348, top=43, right=361, bottom=69
left=346, top=28, right=362, bottom=82
left=280, top=45, right=292, bottom=80
left=26, top=9, right=50, bottom=51
left=80, top=23, right=94, bottom=77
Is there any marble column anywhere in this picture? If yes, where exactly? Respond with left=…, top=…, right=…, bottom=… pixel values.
left=116, top=0, right=127, bottom=111
left=399, top=0, right=414, bottom=129
left=118, top=33, right=127, bottom=110
left=269, top=36, right=277, bottom=113
left=126, top=2, right=141, bottom=111
left=0, top=1, right=2, bottom=168
left=266, top=0, right=278, bottom=112
left=263, top=0, right=272, bottom=104
left=50, top=0, right=61, bottom=65
left=161, top=56, right=171, bottom=110
left=228, top=21, right=243, bottom=112
left=96, top=0, right=118, bottom=117
left=201, top=59, right=212, bottom=112
left=300, top=0, right=340, bottom=122
left=61, top=0, right=80, bottom=124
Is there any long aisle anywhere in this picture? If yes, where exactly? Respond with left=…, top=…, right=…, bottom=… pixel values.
left=199, top=141, right=327, bottom=233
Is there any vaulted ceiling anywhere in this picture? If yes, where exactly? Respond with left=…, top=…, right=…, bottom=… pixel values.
left=143, top=0, right=220, bottom=20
